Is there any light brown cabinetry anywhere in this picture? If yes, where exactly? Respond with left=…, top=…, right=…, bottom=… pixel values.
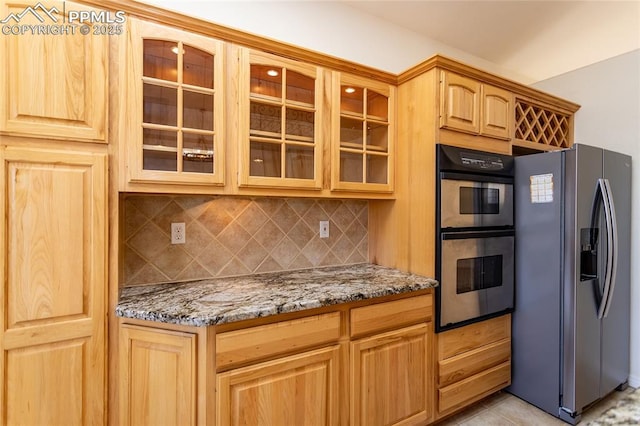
left=217, top=345, right=341, bottom=426
left=351, top=324, right=430, bottom=426
left=0, top=146, right=107, bottom=424
left=119, top=292, right=433, bottom=425
left=370, top=56, right=579, bottom=284
left=440, top=71, right=511, bottom=140
left=513, top=96, right=573, bottom=150
left=123, top=18, right=225, bottom=186
left=118, top=324, right=197, bottom=426
left=0, top=1, right=107, bottom=142
left=350, top=295, right=433, bottom=426
left=332, top=73, right=395, bottom=192
left=238, top=49, right=324, bottom=190
left=435, top=315, right=511, bottom=419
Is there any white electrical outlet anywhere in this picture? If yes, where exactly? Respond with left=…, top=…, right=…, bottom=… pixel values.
left=171, top=222, right=186, bottom=244
left=319, top=220, right=329, bottom=238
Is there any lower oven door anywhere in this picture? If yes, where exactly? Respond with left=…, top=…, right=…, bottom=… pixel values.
left=438, top=229, right=514, bottom=331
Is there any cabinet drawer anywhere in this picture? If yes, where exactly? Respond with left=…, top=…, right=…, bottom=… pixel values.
left=438, top=361, right=511, bottom=414
left=438, top=314, right=510, bottom=360
left=350, top=294, right=432, bottom=338
left=216, top=312, right=341, bottom=369
left=438, top=338, right=510, bottom=387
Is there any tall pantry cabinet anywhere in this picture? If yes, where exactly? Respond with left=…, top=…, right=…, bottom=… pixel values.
left=0, top=1, right=109, bottom=424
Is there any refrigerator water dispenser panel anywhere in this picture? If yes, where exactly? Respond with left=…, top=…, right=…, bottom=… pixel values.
left=580, top=228, right=599, bottom=281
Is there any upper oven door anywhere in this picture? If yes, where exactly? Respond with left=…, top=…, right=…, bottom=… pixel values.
left=440, top=178, right=513, bottom=228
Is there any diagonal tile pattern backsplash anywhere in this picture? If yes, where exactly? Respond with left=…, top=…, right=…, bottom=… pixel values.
left=123, top=195, right=369, bottom=286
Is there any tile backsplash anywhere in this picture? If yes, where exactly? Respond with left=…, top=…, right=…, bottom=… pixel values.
left=122, top=195, right=369, bottom=286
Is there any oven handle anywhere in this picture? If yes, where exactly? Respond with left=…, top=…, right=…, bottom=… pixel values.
left=440, top=171, right=514, bottom=184
left=441, top=229, right=515, bottom=240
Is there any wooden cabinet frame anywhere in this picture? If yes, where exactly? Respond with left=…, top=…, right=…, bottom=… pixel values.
left=238, top=49, right=324, bottom=190
left=331, top=73, right=395, bottom=193
left=123, top=18, right=226, bottom=186
left=0, top=1, right=107, bottom=142
left=0, top=144, right=107, bottom=424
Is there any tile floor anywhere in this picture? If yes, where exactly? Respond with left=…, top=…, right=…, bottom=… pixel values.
left=436, top=387, right=636, bottom=425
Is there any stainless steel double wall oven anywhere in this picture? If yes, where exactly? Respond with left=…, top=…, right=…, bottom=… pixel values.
left=436, top=144, right=515, bottom=332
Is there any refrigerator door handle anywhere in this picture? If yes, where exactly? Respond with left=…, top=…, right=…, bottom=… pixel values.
left=601, top=178, right=618, bottom=318
left=596, top=178, right=616, bottom=319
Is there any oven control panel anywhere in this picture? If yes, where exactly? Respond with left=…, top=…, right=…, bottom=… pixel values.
left=460, top=153, right=505, bottom=171
left=437, top=144, right=514, bottom=177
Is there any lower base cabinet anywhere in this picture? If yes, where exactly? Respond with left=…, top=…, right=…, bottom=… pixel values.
left=119, top=292, right=437, bottom=426
left=217, top=345, right=341, bottom=426
left=351, top=324, right=431, bottom=426
left=435, top=314, right=512, bottom=420
left=119, top=324, right=197, bottom=426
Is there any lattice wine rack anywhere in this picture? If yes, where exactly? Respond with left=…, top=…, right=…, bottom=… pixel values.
left=514, top=99, right=571, bottom=148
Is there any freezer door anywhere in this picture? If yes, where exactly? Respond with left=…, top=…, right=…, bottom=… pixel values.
left=509, top=151, right=563, bottom=416
left=562, top=144, right=602, bottom=415
left=600, top=149, right=631, bottom=395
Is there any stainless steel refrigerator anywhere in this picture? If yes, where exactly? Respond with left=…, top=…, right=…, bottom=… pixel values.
left=509, top=144, right=631, bottom=424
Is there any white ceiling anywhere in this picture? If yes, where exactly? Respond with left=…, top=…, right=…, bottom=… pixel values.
left=341, top=0, right=640, bottom=82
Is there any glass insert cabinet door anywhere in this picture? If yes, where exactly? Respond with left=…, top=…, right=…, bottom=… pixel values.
left=239, top=49, right=323, bottom=189
left=332, top=73, right=395, bottom=192
left=127, top=19, right=225, bottom=185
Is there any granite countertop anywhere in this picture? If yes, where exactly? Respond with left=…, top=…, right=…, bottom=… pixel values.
left=116, top=263, right=438, bottom=327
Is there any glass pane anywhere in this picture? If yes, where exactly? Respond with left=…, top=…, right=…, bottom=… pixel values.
left=285, top=108, right=314, bottom=141
left=251, top=64, right=282, bottom=99
left=340, top=151, right=363, bottom=183
left=143, top=40, right=177, bottom=82
left=183, top=45, right=214, bottom=89
left=143, top=83, right=177, bottom=126
left=341, top=85, right=363, bottom=115
left=367, top=89, right=388, bottom=120
left=183, top=132, right=214, bottom=174
left=285, top=145, right=314, bottom=179
left=286, top=70, right=315, bottom=105
left=340, top=117, right=363, bottom=147
left=183, top=90, right=214, bottom=130
left=250, top=102, right=282, bottom=139
left=456, top=255, right=503, bottom=293
left=367, top=122, right=388, bottom=152
left=366, top=154, right=388, bottom=184
left=143, top=149, right=177, bottom=172
left=143, top=128, right=177, bottom=149
left=250, top=141, right=281, bottom=177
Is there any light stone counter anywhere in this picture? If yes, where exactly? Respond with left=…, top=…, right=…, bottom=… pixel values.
left=116, top=263, right=438, bottom=327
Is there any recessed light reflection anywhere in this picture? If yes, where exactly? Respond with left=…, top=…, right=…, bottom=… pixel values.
left=267, top=69, right=279, bottom=77
left=345, top=87, right=356, bottom=94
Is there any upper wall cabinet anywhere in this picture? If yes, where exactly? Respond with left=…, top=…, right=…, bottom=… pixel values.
left=440, top=71, right=511, bottom=140
left=238, top=49, right=323, bottom=190
left=124, top=18, right=225, bottom=186
left=331, top=73, right=395, bottom=193
left=0, top=1, right=107, bottom=142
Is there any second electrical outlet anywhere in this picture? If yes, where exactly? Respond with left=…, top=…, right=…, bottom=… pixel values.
left=171, top=222, right=186, bottom=244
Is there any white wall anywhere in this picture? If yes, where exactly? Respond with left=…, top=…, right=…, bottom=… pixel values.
left=142, top=0, right=534, bottom=82
left=532, top=50, right=640, bottom=387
